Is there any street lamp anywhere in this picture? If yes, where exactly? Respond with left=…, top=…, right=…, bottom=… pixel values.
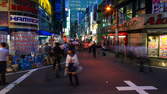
left=104, top=5, right=119, bottom=51
left=105, top=5, right=112, bottom=12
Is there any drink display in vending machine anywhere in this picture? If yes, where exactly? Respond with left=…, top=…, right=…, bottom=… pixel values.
left=11, top=32, right=38, bottom=55
left=0, top=34, right=7, bottom=43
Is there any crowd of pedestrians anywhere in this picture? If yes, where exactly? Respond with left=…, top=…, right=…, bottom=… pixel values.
left=0, top=39, right=152, bottom=87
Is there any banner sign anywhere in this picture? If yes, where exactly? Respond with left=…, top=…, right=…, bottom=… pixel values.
left=10, top=15, right=39, bottom=25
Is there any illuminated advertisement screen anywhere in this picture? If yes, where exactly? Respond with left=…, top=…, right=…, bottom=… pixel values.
left=148, top=36, right=159, bottom=57
left=160, top=35, right=167, bottom=58
left=152, top=0, right=167, bottom=13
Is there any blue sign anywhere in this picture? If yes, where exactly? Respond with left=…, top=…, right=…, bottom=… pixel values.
left=10, top=15, right=39, bottom=25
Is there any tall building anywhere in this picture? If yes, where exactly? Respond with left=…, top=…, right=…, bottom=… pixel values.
left=69, top=0, right=81, bottom=23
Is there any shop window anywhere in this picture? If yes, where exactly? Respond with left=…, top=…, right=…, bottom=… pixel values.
left=119, top=7, right=126, bottom=24
left=128, top=33, right=147, bottom=57
left=159, top=35, right=167, bottom=58
left=140, top=0, right=145, bottom=9
left=148, top=36, right=159, bottom=57
left=126, top=3, right=133, bottom=20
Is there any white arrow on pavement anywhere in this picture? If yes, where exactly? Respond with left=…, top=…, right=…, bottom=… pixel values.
left=116, top=81, right=158, bottom=94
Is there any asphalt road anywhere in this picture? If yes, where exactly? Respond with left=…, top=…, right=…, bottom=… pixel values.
left=1, top=51, right=167, bottom=94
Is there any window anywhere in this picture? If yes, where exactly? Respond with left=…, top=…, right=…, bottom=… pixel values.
left=126, top=3, right=133, bottom=20
left=140, top=0, right=145, bottom=8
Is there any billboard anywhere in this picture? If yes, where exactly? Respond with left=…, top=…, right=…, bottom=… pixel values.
left=36, top=0, right=52, bottom=15
left=152, top=0, right=167, bottom=13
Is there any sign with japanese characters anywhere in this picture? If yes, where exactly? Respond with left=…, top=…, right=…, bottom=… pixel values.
left=0, top=11, right=8, bottom=26
left=145, top=13, right=167, bottom=28
left=0, top=0, right=8, bottom=11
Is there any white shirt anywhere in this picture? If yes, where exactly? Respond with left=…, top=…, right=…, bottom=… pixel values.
left=0, top=48, right=9, bottom=61
left=65, top=54, right=79, bottom=67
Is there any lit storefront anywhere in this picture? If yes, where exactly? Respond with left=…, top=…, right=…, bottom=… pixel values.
left=8, top=0, right=39, bottom=55
left=146, top=13, right=167, bottom=58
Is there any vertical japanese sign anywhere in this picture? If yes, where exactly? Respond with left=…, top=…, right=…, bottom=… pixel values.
left=0, top=11, right=8, bottom=26
left=0, top=0, right=8, bottom=11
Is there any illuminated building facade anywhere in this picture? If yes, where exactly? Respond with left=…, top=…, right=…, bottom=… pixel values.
left=100, top=0, right=167, bottom=67
left=0, top=0, right=53, bottom=55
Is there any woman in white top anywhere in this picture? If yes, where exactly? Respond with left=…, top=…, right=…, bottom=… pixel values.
left=65, top=50, right=79, bottom=86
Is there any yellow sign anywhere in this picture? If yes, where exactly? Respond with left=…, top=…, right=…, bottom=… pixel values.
left=33, top=0, right=52, bottom=15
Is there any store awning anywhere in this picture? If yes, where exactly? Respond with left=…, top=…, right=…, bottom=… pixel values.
left=37, top=30, right=55, bottom=36
left=0, top=27, right=9, bottom=31
left=108, top=32, right=128, bottom=36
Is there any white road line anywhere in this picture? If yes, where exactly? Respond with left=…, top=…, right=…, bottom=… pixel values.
left=0, top=69, right=37, bottom=94
left=6, top=65, right=52, bottom=76
left=6, top=70, right=30, bottom=76
left=116, top=81, right=157, bottom=94
left=0, top=65, right=52, bottom=94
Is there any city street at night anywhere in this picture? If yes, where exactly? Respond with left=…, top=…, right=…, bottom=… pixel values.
left=1, top=0, right=167, bottom=94
left=0, top=51, right=167, bottom=94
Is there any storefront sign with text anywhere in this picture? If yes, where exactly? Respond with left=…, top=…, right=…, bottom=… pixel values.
left=10, top=15, right=39, bottom=25
left=145, top=13, right=167, bottom=28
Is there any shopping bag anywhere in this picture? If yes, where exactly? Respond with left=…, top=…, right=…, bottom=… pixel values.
left=76, top=66, right=83, bottom=73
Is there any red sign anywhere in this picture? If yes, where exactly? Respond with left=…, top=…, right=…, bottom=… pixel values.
left=11, top=5, right=37, bottom=14
left=111, top=16, right=145, bottom=32
left=0, top=0, right=8, bottom=11
left=0, top=0, right=7, bottom=7
left=10, top=0, right=37, bottom=14
left=145, top=14, right=167, bottom=25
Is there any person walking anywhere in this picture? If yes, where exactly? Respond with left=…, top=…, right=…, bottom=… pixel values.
left=0, top=42, right=9, bottom=85
left=53, top=43, right=63, bottom=77
left=65, top=50, right=79, bottom=86
left=92, top=42, right=97, bottom=58
left=44, top=43, right=52, bottom=65
left=101, top=43, right=106, bottom=56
